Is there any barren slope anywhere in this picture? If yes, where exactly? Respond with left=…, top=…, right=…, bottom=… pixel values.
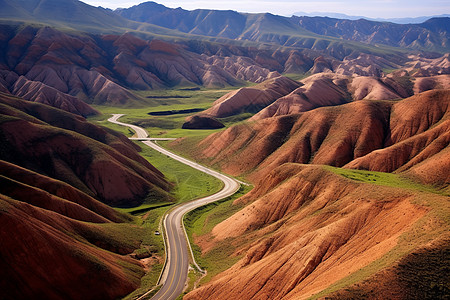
left=202, top=76, right=300, bottom=118
left=172, top=90, right=449, bottom=188
left=0, top=91, right=174, bottom=299
left=185, top=164, right=447, bottom=299
left=0, top=195, right=144, bottom=300
left=0, top=92, right=172, bottom=207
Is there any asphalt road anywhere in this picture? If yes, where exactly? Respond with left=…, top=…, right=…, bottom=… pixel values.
left=108, top=114, right=241, bottom=300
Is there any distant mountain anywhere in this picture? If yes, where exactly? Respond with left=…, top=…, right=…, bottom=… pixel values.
left=0, top=0, right=125, bottom=31
left=292, top=16, right=450, bottom=52
left=293, top=11, right=450, bottom=24
left=116, top=2, right=450, bottom=52
left=116, top=2, right=317, bottom=40
left=0, top=0, right=189, bottom=38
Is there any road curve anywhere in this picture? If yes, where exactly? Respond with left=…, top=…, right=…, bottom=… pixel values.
left=108, top=114, right=241, bottom=300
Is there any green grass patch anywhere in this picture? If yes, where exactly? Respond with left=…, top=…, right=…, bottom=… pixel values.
left=283, top=73, right=309, bottom=81
left=184, top=185, right=252, bottom=285
left=308, top=167, right=450, bottom=299
left=324, top=166, right=448, bottom=196
left=137, top=142, right=224, bottom=202
left=218, top=112, right=254, bottom=126
left=122, top=205, right=169, bottom=300
left=117, top=202, right=174, bottom=215
left=89, top=88, right=233, bottom=139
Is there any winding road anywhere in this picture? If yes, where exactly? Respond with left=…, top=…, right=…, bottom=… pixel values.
left=108, top=114, right=241, bottom=300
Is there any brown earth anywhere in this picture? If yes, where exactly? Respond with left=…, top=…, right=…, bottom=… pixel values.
left=182, top=114, right=225, bottom=129
left=173, top=90, right=449, bottom=189
left=1, top=73, right=98, bottom=117
left=0, top=92, right=175, bottom=299
left=214, top=69, right=450, bottom=122
left=0, top=92, right=172, bottom=207
left=0, top=195, right=144, bottom=300
left=250, top=73, right=351, bottom=120
left=0, top=160, right=129, bottom=223
left=202, top=76, right=301, bottom=118
left=250, top=72, right=442, bottom=121
left=185, top=164, right=447, bottom=300
left=327, top=237, right=450, bottom=299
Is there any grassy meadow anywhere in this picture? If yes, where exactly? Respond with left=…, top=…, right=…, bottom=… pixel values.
left=88, top=86, right=250, bottom=299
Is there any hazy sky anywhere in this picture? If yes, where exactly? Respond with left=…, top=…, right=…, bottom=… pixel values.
left=83, top=0, right=450, bottom=18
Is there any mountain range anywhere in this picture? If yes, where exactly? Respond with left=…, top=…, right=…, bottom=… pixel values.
left=293, top=12, right=450, bottom=24
left=115, top=1, right=450, bottom=52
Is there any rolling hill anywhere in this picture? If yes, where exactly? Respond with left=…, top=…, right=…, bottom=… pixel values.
left=0, top=92, right=175, bottom=299
left=171, top=89, right=450, bottom=192
left=172, top=89, right=449, bottom=299
left=0, top=92, right=172, bottom=206
left=184, top=163, right=449, bottom=299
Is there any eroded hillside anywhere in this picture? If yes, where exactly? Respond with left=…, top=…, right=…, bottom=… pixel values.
left=0, top=92, right=173, bottom=299
left=185, top=164, right=448, bottom=299
left=174, top=90, right=449, bottom=193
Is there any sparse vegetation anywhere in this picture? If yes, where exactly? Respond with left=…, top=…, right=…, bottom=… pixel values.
left=184, top=185, right=252, bottom=285
left=325, top=166, right=448, bottom=196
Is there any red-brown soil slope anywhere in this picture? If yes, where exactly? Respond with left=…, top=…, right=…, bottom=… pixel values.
left=250, top=73, right=351, bottom=120
left=0, top=93, right=171, bottom=207
left=413, top=74, right=450, bottom=93
left=0, top=92, right=172, bottom=299
left=0, top=195, right=144, bottom=300
left=250, top=72, right=421, bottom=121
left=174, top=90, right=449, bottom=187
left=0, top=71, right=98, bottom=117
left=185, top=164, right=447, bottom=299
left=202, top=76, right=301, bottom=118
left=0, top=160, right=128, bottom=223
left=344, top=90, right=450, bottom=189
left=0, top=24, right=277, bottom=107
left=327, top=238, right=449, bottom=299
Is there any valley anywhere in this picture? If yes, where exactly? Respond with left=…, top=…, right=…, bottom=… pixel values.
left=0, top=0, right=449, bottom=299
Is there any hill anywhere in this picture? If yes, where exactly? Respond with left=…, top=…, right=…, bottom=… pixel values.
left=0, top=92, right=175, bottom=299
left=184, top=164, right=449, bottom=299
left=171, top=89, right=450, bottom=192
left=0, top=24, right=280, bottom=107
left=191, top=70, right=449, bottom=121
left=0, top=92, right=172, bottom=206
